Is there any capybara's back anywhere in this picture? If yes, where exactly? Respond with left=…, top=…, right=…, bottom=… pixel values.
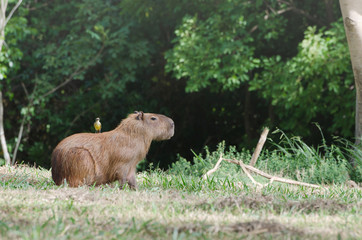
left=51, top=111, right=174, bottom=188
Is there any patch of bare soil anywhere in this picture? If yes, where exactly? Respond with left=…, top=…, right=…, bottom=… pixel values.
left=168, top=220, right=303, bottom=238
left=198, top=194, right=355, bottom=214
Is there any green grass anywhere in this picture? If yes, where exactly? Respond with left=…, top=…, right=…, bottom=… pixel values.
left=172, top=134, right=361, bottom=185
left=0, top=165, right=361, bottom=239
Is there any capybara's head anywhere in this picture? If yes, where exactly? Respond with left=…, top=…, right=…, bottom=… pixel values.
left=120, top=111, right=174, bottom=141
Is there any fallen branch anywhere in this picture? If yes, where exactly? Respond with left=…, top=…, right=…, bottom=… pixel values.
left=249, top=127, right=269, bottom=166
left=201, top=127, right=321, bottom=189
left=223, top=158, right=321, bottom=189
left=265, top=177, right=275, bottom=187
left=238, top=160, right=263, bottom=187
left=203, top=153, right=223, bottom=180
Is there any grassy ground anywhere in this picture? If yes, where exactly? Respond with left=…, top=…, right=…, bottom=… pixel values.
left=0, top=165, right=361, bottom=239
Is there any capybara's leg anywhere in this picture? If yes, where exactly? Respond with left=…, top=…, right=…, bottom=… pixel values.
left=63, top=148, right=96, bottom=187
left=127, top=171, right=137, bottom=190
left=115, top=169, right=127, bottom=189
left=115, top=167, right=137, bottom=190
left=118, top=178, right=128, bottom=189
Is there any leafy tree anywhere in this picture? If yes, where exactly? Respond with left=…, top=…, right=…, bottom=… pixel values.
left=1, top=0, right=352, bottom=169
left=165, top=1, right=286, bottom=92
left=0, top=0, right=26, bottom=165
left=165, top=0, right=353, bottom=142
left=250, top=21, right=354, bottom=136
left=7, top=0, right=152, bottom=166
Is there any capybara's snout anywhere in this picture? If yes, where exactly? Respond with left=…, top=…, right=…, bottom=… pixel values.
left=168, top=119, right=175, bottom=139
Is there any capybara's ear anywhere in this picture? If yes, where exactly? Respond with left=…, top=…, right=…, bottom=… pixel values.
left=136, top=111, right=144, bottom=120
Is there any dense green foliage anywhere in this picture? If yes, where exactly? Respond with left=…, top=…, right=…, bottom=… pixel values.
left=0, top=0, right=357, bottom=172
left=166, top=2, right=352, bottom=137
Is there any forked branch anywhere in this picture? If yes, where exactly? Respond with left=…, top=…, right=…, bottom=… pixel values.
left=238, top=159, right=263, bottom=187
left=203, top=153, right=223, bottom=180
left=202, top=127, right=321, bottom=189
left=224, top=158, right=321, bottom=189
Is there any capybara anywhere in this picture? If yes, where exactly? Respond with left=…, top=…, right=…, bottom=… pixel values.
left=51, top=111, right=174, bottom=189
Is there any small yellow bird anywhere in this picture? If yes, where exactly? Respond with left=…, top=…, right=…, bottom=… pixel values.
left=94, top=117, right=102, bottom=133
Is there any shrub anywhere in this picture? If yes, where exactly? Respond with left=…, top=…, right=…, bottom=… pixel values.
left=337, top=138, right=362, bottom=183
left=261, top=130, right=350, bottom=184
left=170, top=130, right=357, bottom=184
left=169, top=141, right=251, bottom=180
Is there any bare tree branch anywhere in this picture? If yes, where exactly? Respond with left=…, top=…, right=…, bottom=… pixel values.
left=224, top=158, right=322, bottom=189
left=0, top=0, right=22, bottom=34
left=203, top=153, right=223, bottom=180
left=64, top=107, right=93, bottom=136
left=11, top=113, right=25, bottom=165
left=0, top=0, right=22, bottom=165
left=238, top=159, right=263, bottom=187
left=11, top=82, right=36, bottom=165
left=4, top=0, right=22, bottom=27
left=0, top=90, right=11, bottom=165
left=277, top=0, right=325, bottom=25
left=40, top=66, right=83, bottom=98
left=250, top=127, right=269, bottom=166
left=21, top=82, right=29, bottom=99
left=40, top=44, right=105, bottom=99
left=27, top=3, right=48, bottom=12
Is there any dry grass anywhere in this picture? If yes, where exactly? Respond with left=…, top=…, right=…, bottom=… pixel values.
left=0, top=165, right=361, bottom=239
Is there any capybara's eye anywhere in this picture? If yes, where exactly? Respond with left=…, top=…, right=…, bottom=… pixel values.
left=151, top=117, right=157, bottom=121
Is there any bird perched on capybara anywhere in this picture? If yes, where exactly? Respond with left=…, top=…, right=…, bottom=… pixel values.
left=51, top=111, right=174, bottom=189
left=94, top=117, right=102, bottom=133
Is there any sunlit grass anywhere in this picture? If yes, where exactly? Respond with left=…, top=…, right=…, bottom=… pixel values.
left=0, top=165, right=361, bottom=239
left=1, top=165, right=361, bottom=203
left=1, top=133, right=361, bottom=239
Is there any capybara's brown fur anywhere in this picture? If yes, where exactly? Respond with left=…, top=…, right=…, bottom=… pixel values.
left=51, top=111, right=174, bottom=189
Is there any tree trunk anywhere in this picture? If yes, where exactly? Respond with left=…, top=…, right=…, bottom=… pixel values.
left=0, top=90, right=11, bottom=165
left=339, top=0, right=362, bottom=145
